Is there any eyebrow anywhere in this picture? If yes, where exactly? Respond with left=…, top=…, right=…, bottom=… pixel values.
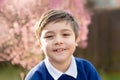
left=61, top=29, right=72, bottom=32
left=45, top=29, right=72, bottom=34
left=45, top=31, right=54, bottom=34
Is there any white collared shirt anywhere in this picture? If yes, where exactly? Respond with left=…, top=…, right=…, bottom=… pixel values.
left=44, top=56, right=77, bottom=80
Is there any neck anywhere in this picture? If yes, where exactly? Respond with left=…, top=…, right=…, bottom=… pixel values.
left=49, top=57, right=72, bottom=72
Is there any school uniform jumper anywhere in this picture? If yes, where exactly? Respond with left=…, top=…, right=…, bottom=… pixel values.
left=25, top=57, right=101, bottom=80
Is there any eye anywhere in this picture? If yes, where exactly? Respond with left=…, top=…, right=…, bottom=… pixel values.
left=63, top=33, right=71, bottom=36
left=44, top=34, right=54, bottom=39
left=45, top=35, right=53, bottom=38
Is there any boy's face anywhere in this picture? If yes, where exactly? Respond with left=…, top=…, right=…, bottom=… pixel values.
left=40, top=21, right=78, bottom=63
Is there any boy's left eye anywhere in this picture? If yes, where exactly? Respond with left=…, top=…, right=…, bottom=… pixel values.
left=63, top=34, right=70, bottom=36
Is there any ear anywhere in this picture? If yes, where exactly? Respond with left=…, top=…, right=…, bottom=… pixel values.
left=75, top=37, right=80, bottom=46
left=75, top=42, right=78, bottom=46
left=38, top=39, right=42, bottom=48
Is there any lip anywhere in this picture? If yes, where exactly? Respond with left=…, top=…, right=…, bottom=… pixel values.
left=53, top=48, right=66, bottom=53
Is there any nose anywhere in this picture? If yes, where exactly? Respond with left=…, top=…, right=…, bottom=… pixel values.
left=54, top=35, right=63, bottom=45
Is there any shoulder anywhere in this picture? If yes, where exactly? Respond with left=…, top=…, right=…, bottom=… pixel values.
left=75, top=57, right=96, bottom=72
left=75, top=57, right=93, bottom=67
left=25, top=60, right=47, bottom=80
left=75, top=57, right=101, bottom=80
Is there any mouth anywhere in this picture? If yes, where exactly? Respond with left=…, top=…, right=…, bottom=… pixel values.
left=53, top=48, right=66, bottom=53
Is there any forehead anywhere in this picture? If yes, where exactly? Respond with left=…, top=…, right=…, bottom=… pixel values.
left=43, top=21, right=73, bottom=31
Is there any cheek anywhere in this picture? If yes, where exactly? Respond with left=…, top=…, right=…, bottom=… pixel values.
left=66, top=40, right=76, bottom=48
left=67, top=41, right=76, bottom=54
left=41, top=41, right=52, bottom=51
left=40, top=40, right=47, bottom=50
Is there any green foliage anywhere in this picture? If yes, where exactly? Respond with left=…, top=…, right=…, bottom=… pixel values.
left=0, top=62, right=28, bottom=80
left=101, top=72, right=120, bottom=80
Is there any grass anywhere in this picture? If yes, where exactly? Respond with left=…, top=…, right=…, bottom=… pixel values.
left=0, top=62, right=27, bottom=80
left=0, top=62, right=120, bottom=80
left=101, top=71, right=120, bottom=80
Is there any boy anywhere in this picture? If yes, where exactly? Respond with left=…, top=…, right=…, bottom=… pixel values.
left=25, top=10, right=101, bottom=80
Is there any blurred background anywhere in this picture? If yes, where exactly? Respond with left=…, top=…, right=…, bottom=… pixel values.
left=0, top=0, right=120, bottom=80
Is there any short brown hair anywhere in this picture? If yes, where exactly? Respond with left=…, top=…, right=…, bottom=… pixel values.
left=35, top=10, right=79, bottom=40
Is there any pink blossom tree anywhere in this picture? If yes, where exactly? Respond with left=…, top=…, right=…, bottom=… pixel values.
left=0, top=0, right=91, bottom=70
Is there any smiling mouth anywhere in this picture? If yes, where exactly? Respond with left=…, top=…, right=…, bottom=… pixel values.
left=53, top=48, right=66, bottom=53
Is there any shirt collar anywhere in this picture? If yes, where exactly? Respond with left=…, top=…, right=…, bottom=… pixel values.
left=44, top=56, right=77, bottom=80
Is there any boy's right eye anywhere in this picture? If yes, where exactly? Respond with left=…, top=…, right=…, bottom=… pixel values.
left=44, top=35, right=53, bottom=39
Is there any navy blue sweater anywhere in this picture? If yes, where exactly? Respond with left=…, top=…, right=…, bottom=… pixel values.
left=25, top=58, right=101, bottom=80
